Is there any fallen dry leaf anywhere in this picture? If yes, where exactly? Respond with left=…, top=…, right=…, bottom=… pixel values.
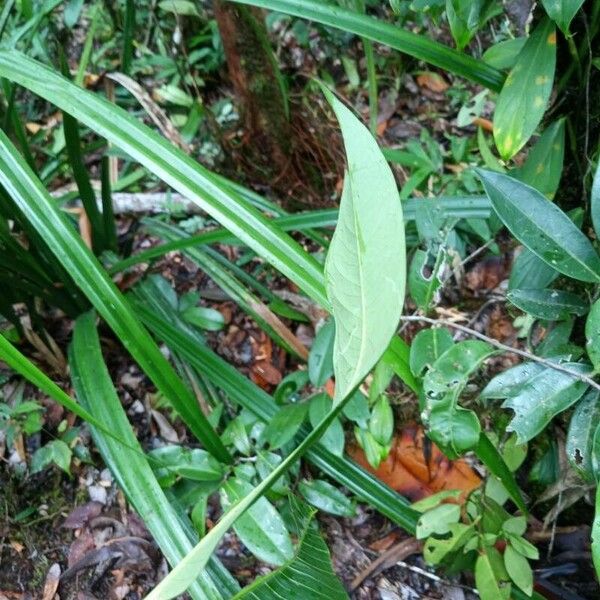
left=349, top=424, right=481, bottom=503
left=416, top=72, right=449, bottom=93
left=41, top=563, right=60, bottom=600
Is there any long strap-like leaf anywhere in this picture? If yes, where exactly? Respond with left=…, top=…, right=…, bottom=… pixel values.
left=0, top=129, right=231, bottom=463
left=0, top=50, right=329, bottom=310
left=230, top=0, right=505, bottom=91
left=70, top=312, right=239, bottom=600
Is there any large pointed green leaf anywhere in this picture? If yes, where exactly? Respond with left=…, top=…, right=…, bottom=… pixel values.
left=323, top=89, right=405, bottom=402
left=541, top=0, right=585, bottom=34
left=0, top=129, right=230, bottom=463
left=144, top=89, right=408, bottom=599
left=232, top=497, right=348, bottom=600
left=70, top=312, right=237, bottom=600
left=478, top=170, right=600, bottom=283
left=493, top=18, right=556, bottom=160
left=0, top=50, right=328, bottom=310
left=230, top=0, right=504, bottom=91
left=130, top=283, right=419, bottom=532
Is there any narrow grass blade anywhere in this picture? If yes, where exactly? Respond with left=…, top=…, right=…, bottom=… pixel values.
left=144, top=220, right=308, bottom=359
left=230, top=0, right=504, bottom=91
left=0, top=50, right=328, bottom=309
left=109, top=196, right=490, bottom=275
left=121, top=0, right=135, bottom=74
left=69, top=312, right=237, bottom=600
left=0, top=129, right=231, bottom=463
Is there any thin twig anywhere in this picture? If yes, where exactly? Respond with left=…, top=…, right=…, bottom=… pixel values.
left=399, top=315, right=600, bottom=392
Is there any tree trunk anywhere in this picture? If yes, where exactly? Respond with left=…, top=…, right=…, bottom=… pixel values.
left=213, top=0, right=292, bottom=179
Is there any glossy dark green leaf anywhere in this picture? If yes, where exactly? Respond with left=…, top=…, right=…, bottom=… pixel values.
left=423, top=341, right=495, bottom=458
left=298, top=479, right=356, bottom=517
left=541, top=0, right=585, bottom=34
left=221, top=478, right=294, bottom=565
left=323, top=88, right=405, bottom=402
left=0, top=131, right=230, bottom=463
left=502, top=364, right=591, bottom=443
left=507, top=288, right=588, bottom=321
left=231, top=0, right=505, bottom=91
left=493, top=18, right=556, bottom=160
left=508, top=247, right=558, bottom=291
left=566, top=389, right=600, bottom=481
left=478, top=170, right=600, bottom=283
left=409, top=327, right=454, bottom=377
left=232, top=497, right=348, bottom=600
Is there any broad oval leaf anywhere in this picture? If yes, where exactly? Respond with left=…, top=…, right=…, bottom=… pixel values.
left=323, top=89, right=406, bottom=403
left=475, top=547, right=512, bottom=600
left=507, top=288, right=588, bottom=321
left=493, top=18, right=556, bottom=160
left=298, top=479, right=356, bottom=517
left=566, top=389, right=600, bottom=481
left=477, top=170, right=600, bottom=283
left=221, top=478, right=294, bottom=566
left=502, top=364, right=591, bottom=443
left=541, top=0, right=585, bottom=35
left=423, top=340, right=496, bottom=458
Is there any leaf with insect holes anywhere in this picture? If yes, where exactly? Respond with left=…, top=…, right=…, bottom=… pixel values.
left=566, top=389, right=600, bottom=482
left=322, top=87, right=405, bottom=403
left=500, top=364, right=591, bottom=443
left=493, top=18, right=556, bottom=160
left=423, top=340, right=495, bottom=458
left=541, top=0, right=585, bottom=35
left=477, top=170, right=600, bottom=283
